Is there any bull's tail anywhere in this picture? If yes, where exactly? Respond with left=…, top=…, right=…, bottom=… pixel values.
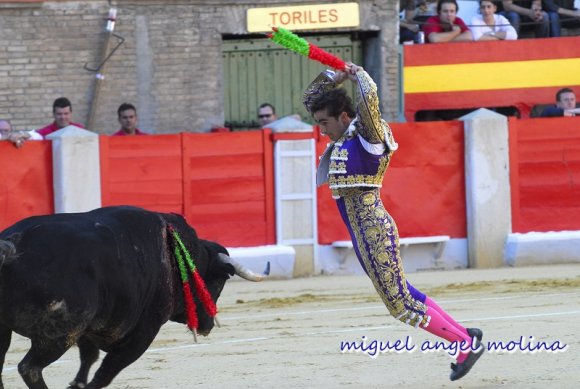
left=0, top=239, right=17, bottom=272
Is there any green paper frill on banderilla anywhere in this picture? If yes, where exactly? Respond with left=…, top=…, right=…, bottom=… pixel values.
left=267, top=27, right=347, bottom=71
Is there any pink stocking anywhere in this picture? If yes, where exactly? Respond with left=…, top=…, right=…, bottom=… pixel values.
left=421, top=307, right=471, bottom=363
left=425, top=296, right=469, bottom=337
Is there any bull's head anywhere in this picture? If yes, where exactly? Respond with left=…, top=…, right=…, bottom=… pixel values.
left=163, top=211, right=270, bottom=337
left=196, top=239, right=270, bottom=336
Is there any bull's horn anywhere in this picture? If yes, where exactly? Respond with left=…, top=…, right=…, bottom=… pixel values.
left=218, top=253, right=270, bottom=282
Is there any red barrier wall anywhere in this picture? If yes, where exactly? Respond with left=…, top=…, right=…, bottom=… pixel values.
left=316, top=121, right=466, bottom=244
left=100, top=131, right=275, bottom=247
left=509, top=117, right=580, bottom=233
left=4, top=120, right=579, bottom=244
left=0, top=141, right=53, bottom=231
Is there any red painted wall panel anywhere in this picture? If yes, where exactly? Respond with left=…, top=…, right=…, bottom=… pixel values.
left=510, top=117, right=580, bottom=232
left=100, top=134, right=184, bottom=214
left=0, top=141, right=54, bottom=231
left=182, top=130, right=275, bottom=246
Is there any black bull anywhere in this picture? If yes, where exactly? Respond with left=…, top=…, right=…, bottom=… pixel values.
left=0, top=206, right=268, bottom=389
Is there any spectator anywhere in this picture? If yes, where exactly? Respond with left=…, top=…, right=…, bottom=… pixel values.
left=540, top=0, right=562, bottom=36
left=424, top=0, right=473, bottom=43
left=471, top=0, right=518, bottom=41
left=257, top=103, right=277, bottom=128
left=0, top=120, right=13, bottom=140
left=37, top=97, right=84, bottom=138
left=0, top=120, right=41, bottom=148
left=540, top=88, right=580, bottom=117
left=416, top=0, right=438, bottom=21
left=400, top=0, right=420, bottom=43
left=113, top=103, right=147, bottom=136
left=499, top=0, right=559, bottom=38
left=543, top=0, right=580, bottom=30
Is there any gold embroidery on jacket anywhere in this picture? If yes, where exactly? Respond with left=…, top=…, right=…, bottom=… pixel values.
left=329, top=155, right=390, bottom=199
left=328, top=160, right=346, bottom=174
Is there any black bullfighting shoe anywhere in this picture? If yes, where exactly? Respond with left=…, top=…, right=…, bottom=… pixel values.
left=467, top=328, right=483, bottom=346
left=449, top=328, right=485, bottom=381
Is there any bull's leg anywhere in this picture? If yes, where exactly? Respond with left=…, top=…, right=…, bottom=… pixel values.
left=0, top=325, right=12, bottom=389
left=68, top=337, right=99, bottom=389
left=85, top=321, right=161, bottom=389
left=18, top=337, right=70, bottom=389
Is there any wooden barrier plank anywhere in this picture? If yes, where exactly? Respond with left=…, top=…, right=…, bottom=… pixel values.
left=511, top=118, right=580, bottom=233
left=181, top=130, right=275, bottom=245
left=0, top=141, right=54, bottom=230
left=188, top=177, right=266, bottom=203
left=100, top=134, right=183, bottom=213
left=192, top=222, right=269, bottom=247
left=186, top=154, right=265, bottom=179
left=186, top=201, right=265, bottom=223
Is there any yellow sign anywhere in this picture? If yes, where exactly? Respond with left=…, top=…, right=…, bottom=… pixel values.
left=247, top=3, right=360, bottom=33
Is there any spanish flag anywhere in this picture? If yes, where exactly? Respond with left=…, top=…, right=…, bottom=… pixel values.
left=403, top=37, right=580, bottom=120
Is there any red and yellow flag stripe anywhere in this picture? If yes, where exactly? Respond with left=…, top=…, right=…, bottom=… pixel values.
left=403, top=37, right=580, bottom=120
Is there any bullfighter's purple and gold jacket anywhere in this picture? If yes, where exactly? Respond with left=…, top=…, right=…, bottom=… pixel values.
left=303, top=69, right=398, bottom=199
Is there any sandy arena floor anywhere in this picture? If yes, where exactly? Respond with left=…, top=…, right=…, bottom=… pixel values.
left=2, top=264, right=580, bottom=388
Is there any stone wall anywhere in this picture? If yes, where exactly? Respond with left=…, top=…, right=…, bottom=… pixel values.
left=0, top=0, right=399, bottom=134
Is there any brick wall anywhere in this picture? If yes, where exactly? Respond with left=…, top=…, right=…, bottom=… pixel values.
left=0, top=0, right=399, bottom=134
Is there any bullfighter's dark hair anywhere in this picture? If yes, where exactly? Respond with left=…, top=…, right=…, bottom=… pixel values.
left=52, top=97, right=72, bottom=113
left=117, top=102, right=137, bottom=117
left=309, top=88, right=356, bottom=119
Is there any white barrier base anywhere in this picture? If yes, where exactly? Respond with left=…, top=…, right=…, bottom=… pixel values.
left=318, top=239, right=468, bottom=275
left=227, top=245, right=296, bottom=280
left=505, top=231, right=580, bottom=266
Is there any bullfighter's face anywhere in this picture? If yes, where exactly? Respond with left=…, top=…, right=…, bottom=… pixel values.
left=313, top=109, right=350, bottom=142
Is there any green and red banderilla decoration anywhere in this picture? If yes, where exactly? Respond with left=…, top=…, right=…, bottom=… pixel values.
left=267, top=27, right=347, bottom=71
left=168, top=224, right=217, bottom=339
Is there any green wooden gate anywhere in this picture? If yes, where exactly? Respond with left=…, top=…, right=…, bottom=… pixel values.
left=222, top=34, right=363, bottom=130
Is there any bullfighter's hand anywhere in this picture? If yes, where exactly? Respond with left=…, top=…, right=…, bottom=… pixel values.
left=332, top=69, right=349, bottom=84
left=344, top=62, right=362, bottom=82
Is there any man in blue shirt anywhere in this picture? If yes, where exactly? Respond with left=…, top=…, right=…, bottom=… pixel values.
left=541, top=88, right=580, bottom=117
